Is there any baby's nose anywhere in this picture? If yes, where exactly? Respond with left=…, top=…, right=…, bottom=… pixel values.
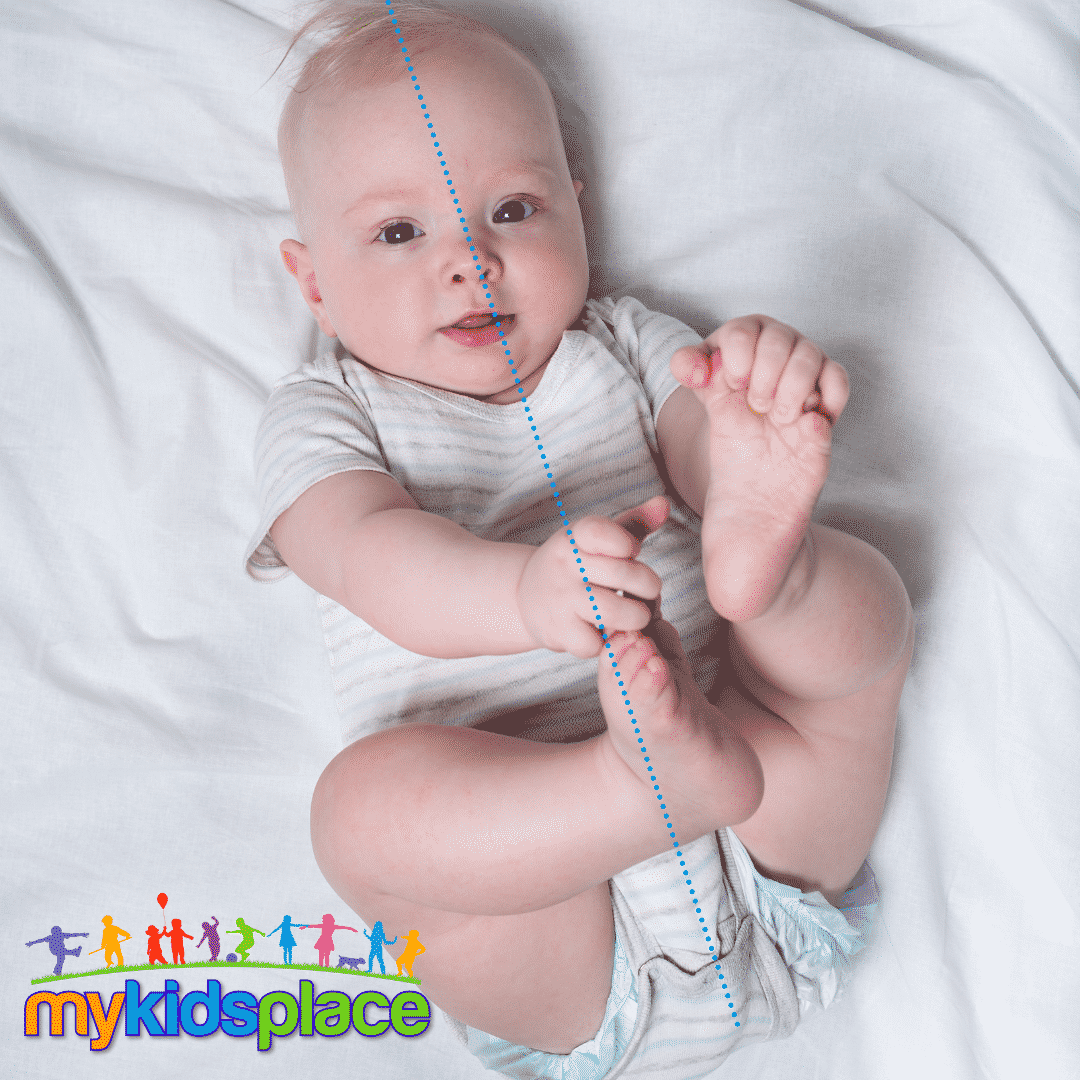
left=453, top=269, right=487, bottom=283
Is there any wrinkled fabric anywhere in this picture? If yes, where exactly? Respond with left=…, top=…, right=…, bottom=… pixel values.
left=726, top=829, right=878, bottom=1013
left=449, top=829, right=877, bottom=1079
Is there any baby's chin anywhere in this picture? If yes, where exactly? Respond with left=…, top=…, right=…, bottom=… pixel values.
left=343, top=348, right=516, bottom=402
left=421, top=361, right=546, bottom=405
left=480, top=380, right=531, bottom=405
left=480, top=353, right=554, bottom=404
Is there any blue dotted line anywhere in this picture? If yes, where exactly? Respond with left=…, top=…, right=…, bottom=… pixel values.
left=386, top=4, right=737, bottom=1027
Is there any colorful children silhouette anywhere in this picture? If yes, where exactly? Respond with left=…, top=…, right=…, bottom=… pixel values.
left=394, top=929, right=426, bottom=978
left=89, top=916, right=131, bottom=967
left=145, top=924, right=168, bottom=965
left=267, top=916, right=299, bottom=964
left=225, top=917, right=265, bottom=962
left=197, top=916, right=221, bottom=961
left=25, top=925, right=89, bottom=976
left=163, top=918, right=193, bottom=964
left=297, top=914, right=358, bottom=967
left=364, top=921, right=397, bottom=975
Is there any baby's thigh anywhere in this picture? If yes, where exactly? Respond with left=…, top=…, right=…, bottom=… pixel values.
left=717, top=626, right=913, bottom=905
left=357, top=880, right=615, bottom=1054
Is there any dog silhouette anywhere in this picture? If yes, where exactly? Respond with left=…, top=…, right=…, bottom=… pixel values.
left=336, top=955, right=366, bottom=970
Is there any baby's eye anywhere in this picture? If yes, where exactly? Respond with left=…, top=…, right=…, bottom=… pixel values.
left=377, top=222, right=423, bottom=245
left=492, top=199, right=536, bottom=224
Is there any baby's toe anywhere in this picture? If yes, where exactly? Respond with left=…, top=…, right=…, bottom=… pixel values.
left=644, top=618, right=690, bottom=667
left=606, top=632, right=666, bottom=697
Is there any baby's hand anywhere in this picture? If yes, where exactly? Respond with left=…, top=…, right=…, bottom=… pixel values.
left=516, top=496, right=669, bottom=658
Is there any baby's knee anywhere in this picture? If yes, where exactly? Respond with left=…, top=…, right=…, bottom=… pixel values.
left=311, top=729, right=402, bottom=832
left=309, top=739, right=382, bottom=892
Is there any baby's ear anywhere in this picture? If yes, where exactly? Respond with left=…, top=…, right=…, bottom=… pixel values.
left=573, top=179, right=585, bottom=197
left=279, top=238, right=336, bottom=338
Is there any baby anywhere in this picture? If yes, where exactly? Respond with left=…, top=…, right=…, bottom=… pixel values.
left=246, top=3, right=914, bottom=1077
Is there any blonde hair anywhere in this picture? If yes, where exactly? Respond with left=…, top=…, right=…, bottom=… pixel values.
left=276, top=2, right=516, bottom=236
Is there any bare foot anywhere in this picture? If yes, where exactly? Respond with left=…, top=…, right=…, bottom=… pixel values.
left=597, top=621, right=763, bottom=839
left=670, top=318, right=849, bottom=623
left=699, top=377, right=831, bottom=622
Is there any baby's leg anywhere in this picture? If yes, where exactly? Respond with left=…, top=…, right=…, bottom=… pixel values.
left=722, top=535, right=914, bottom=904
left=705, top=526, right=912, bottom=904
left=685, top=345, right=913, bottom=903
left=311, top=622, right=763, bottom=1053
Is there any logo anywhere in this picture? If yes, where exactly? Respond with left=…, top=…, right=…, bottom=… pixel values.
left=23, top=892, right=429, bottom=1052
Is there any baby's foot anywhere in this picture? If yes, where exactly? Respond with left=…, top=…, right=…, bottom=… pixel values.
left=697, top=373, right=830, bottom=623
left=597, top=622, right=763, bottom=837
left=673, top=331, right=840, bottom=623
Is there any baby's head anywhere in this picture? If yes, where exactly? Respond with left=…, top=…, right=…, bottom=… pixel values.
left=278, top=2, right=588, bottom=403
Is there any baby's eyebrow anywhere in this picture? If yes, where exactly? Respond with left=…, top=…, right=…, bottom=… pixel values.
left=343, top=161, right=561, bottom=219
left=343, top=185, right=429, bottom=218
left=482, top=161, right=560, bottom=188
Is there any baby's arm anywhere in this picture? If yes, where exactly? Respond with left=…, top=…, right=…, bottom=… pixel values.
left=269, top=468, right=667, bottom=660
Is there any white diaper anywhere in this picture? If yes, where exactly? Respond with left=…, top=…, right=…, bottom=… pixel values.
left=443, top=828, right=879, bottom=1079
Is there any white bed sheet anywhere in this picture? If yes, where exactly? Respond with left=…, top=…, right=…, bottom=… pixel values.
left=2, top=1, right=1077, bottom=1077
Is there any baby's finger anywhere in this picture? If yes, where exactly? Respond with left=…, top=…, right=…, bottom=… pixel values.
left=563, top=619, right=604, bottom=659
left=570, top=515, right=639, bottom=559
left=814, top=358, right=850, bottom=424
left=772, top=338, right=827, bottom=425
left=578, top=552, right=662, bottom=603
left=587, top=587, right=656, bottom=636
left=669, top=344, right=715, bottom=390
left=614, top=589, right=660, bottom=624
left=573, top=510, right=664, bottom=559
left=612, top=495, right=670, bottom=542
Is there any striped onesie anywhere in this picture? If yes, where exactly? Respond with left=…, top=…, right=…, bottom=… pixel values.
left=245, top=295, right=878, bottom=1079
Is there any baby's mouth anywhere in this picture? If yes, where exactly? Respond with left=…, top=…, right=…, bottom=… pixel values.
left=440, top=312, right=516, bottom=348
left=449, top=312, right=510, bottom=329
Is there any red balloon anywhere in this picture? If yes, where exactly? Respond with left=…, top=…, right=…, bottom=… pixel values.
left=157, top=892, right=168, bottom=909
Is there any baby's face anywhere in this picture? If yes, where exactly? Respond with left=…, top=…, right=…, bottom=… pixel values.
left=284, top=35, right=588, bottom=404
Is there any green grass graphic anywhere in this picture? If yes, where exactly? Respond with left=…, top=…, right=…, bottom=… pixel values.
left=31, top=960, right=420, bottom=987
